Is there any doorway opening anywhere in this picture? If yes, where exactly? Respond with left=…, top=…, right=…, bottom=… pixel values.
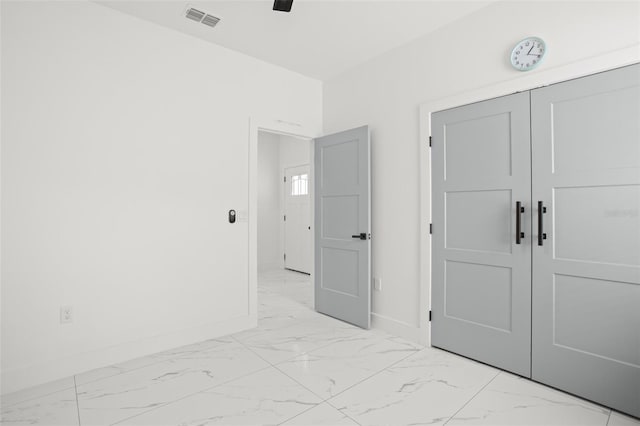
left=256, top=129, right=313, bottom=314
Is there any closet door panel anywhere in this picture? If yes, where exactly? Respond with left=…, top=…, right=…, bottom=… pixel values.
left=431, top=91, right=532, bottom=377
left=531, top=64, right=640, bottom=418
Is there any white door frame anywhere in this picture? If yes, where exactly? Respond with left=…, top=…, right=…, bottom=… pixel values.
left=418, top=46, right=639, bottom=346
left=249, top=117, right=320, bottom=322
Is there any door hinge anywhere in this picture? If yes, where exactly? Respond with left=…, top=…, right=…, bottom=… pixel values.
left=429, top=223, right=432, bottom=234
left=284, top=176, right=286, bottom=182
left=284, top=215, right=286, bottom=221
left=429, top=136, right=432, bottom=147
left=284, top=253, right=286, bottom=261
left=429, top=310, right=432, bottom=322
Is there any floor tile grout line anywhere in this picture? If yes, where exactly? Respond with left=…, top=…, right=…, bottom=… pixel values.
left=109, top=363, right=274, bottom=426
left=76, top=337, right=247, bottom=391
left=319, top=348, right=425, bottom=425
left=2, top=349, right=207, bottom=410
left=323, top=402, right=363, bottom=426
left=276, top=401, right=363, bottom=426
left=233, top=321, right=422, bottom=426
left=442, top=370, right=502, bottom=426
left=275, top=401, right=322, bottom=426
left=1, top=384, right=77, bottom=409
left=231, top=324, right=371, bottom=369
left=73, top=376, right=81, bottom=426
left=271, top=362, right=329, bottom=402
left=4, top=339, right=232, bottom=410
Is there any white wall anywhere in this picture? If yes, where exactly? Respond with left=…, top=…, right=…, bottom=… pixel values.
left=280, top=135, right=311, bottom=171
left=257, top=133, right=310, bottom=271
left=323, top=1, right=640, bottom=341
left=1, top=1, right=321, bottom=393
left=257, top=132, right=281, bottom=270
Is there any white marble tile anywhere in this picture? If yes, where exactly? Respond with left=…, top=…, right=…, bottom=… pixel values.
left=74, top=338, right=237, bottom=387
left=75, top=356, right=163, bottom=387
left=609, top=411, right=640, bottom=426
left=116, top=367, right=321, bottom=425
left=447, top=372, right=610, bottom=426
left=5, top=268, right=625, bottom=426
left=76, top=339, right=269, bottom=425
left=277, top=331, right=422, bottom=399
left=0, top=387, right=79, bottom=426
left=0, top=376, right=75, bottom=408
left=281, top=402, right=359, bottom=425
left=258, top=293, right=309, bottom=320
left=329, top=347, right=499, bottom=426
left=233, top=317, right=367, bottom=364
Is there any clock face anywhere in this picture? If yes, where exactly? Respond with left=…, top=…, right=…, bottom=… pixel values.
left=511, top=37, right=546, bottom=71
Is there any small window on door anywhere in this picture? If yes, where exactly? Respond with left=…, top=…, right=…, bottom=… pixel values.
left=291, top=174, right=308, bottom=196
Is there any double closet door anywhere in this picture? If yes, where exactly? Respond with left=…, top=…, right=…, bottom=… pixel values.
left=431, top=64, right=640, bottom=417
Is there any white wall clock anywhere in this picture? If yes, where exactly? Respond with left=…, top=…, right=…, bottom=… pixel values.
left=510, top=37, right=546, bottom=71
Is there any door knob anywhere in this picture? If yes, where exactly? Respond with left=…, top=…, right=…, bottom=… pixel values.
left=351, top=233, right=367, bottom=240
left=538, top=201, right=547, bottom=246
left=516, top=201, right=525, bottom=244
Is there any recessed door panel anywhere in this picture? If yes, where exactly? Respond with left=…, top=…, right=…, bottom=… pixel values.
left=531, top=64, right=640, bottom=418
left=551, top=86, right=640, bottom=173
left=554, top=184, right=640, bottom=266
left=432, top=91, right=532, bottom=377
left=553, top=274, right=640, bottom=367
left=321, top=196, right=359, bottom=240
left=446, top=190, right=512, bottom=254
left=444, top=112, right=513, bottom=181
left=445, top=261, right=512, bottom=332
left=321, top=247, right=359, bottom=296
left=321, top=139, right=360, bottom=188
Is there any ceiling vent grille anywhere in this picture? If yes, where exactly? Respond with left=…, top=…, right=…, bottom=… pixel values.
left=201, top=14, right=221, bottom=28
left=185, top=7, right=205, bottom=22
left=185, top=6, right=221, bottom=28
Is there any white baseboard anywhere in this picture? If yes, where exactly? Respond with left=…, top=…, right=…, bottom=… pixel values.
left=371, top=312, right=426, bottom=346
left=1, top=314, right=257, bottom=395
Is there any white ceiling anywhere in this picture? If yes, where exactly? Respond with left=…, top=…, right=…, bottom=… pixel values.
left=98, top=0, right=492, bottom=81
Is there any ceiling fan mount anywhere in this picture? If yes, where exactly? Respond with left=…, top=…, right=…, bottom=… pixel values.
left=273, top=0, right=293, bottom=13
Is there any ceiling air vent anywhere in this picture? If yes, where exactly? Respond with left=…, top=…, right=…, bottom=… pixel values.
left=185, top=7, right=205, bottom=22
left=201, top=14, right=220, bottom=28
left=185, top=6, right=221, bottom=29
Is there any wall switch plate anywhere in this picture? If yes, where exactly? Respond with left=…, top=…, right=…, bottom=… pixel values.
left=373, top=277, right=382, bottom=291
left=236, top=210, right=248, bottom=222
left=60, top=306, right=73, bottom=324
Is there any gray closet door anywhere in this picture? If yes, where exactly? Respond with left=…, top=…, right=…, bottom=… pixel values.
left=531, top=64, right=640, bottom=417
left=431, top=92, right=532, bottom=377
left=314, top=126, right=371, bottom=329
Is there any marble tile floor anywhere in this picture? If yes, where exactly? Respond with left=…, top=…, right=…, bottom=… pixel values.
left=1, top=268, right=638, bottom=426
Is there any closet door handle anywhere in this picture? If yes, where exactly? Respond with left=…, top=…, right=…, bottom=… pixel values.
left=515, top=201, right=525, bottom=244
left=538, top=201, right=547, bottom=246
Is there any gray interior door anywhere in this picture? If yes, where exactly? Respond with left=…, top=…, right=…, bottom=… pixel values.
left=314, top=126, right=371, bottom=329
left=531, top=64, right=640, bottom=417
left=431, top=92, right=532, bottom=377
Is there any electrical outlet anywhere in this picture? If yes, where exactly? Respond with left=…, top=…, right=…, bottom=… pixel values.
left=60, top=306, right=73, bottom=324
left=373, top=277, right=382, bottom=291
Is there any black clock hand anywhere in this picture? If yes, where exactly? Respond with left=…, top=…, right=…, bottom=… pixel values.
left=527, top=44, right=535, bottom=55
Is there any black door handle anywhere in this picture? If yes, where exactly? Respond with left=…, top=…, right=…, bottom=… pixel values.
left=516, top=201, right=525, bottom=244
left=538, top=201, right=547, bottom=246
left=352, top=233, right=367, bottom=240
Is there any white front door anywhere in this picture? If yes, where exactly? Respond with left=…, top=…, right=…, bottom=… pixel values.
left=284, top=165, right=311, bottom=274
